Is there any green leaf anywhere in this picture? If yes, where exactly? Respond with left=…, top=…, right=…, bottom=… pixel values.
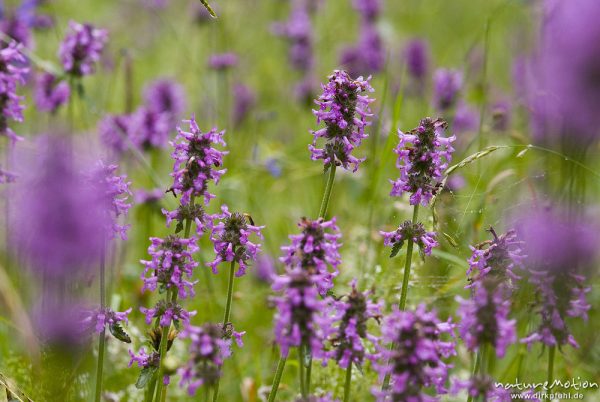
left=109, top=322, right=132, bottom=343
left=135, top=366, right=158, bottom=389
left=175, top=221, right=183, bottom=233
left=389, top=240, right=404, bottom=258
left=199, top=0, right=218, bottom=18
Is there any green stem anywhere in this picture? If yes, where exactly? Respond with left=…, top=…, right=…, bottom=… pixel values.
left=153, top=289, right=174, bottom=402
left=267, top=355, right=287, bottom=402
left=476, top=344, right=489, bottom=402
left=547, top=346, right=555, bottom=386
left=144, top=379, right=157, bottom=402
left=94, top=249, right=107, bottom=402
left=343, top=362, right=352, bottom=402
left=305, top=352, right=312, bottom=396
left=299, top=345, right=306, bottom=398
left=382, top=204, right=420, bottom=390
left=467, top=350, right=482, bottom=402
left=318, top=164, right=337, bottom=218
left=212, top=260, right=236, bottom=402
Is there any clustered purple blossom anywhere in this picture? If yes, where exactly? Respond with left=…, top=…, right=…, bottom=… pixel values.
left=59, top=20, right=108, bottom=77
left=140, top=235, right=199, bottom=299
left=404, top=38, right=430, bottom=86
left=0, top=165, right=16, bottom=183
left=208, top=52, right=238, bottom=71
left=389, top=117, right=455, bottom=206
left=271, top=269, right=334, bottom=359
left=310, top=70, right=374, bottom=172
left=272, top=2, right=313, bottom=73
left=88, top=307, right=132, bottom=334
left=99, top=113, right=131, bottom=156
left=178, top=323, right=244, bottom=395
left=168, top=116, right=227, bottom=206
left=207, top=205, right=264, bottom=277
left=451, top=375, right=537, bottom=402
left=232, top=82, right=256, bottom=127
left=330, top=280, right=381, bottom=368
left=380, top=220, right=438, bottom=257
left=140, top=299, right=195, bottom=327
left=143, top=78, right=187, bottom=127
left=433, top=68, right=462, bottom=112
left=129, top=106, right=171, bottom=150
left=280, top=217, right=342, bottom=295
left=373, top=304, right=455, bottom=401
left=34, top=72, right=70, bottom=113
left=0, top=41, right=28, bottom=143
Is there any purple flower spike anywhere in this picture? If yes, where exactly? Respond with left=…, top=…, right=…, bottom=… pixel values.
left=390, top=117, right=455, bottom=206
left=89, top=307, right=132, bottom=334
left=271, top=269, right=334, bottom=360
left=372, top=304, right=455, bottom=402
left=380, top=220, right=438, bottom=257
left=0, top=41, right=28, bottom=143
left=405, top=39, right=430, bottom=82
left=208, top=52, right=238, bottom=71
left=178, top=323, right=243, bottom=395
left=232, top=83, right=256, bottom=127
left=0, top=165, right=17, bottom=183
left=340, top=24, right=385, bottom=78
left=310, top=70, right=374, bottom=172
left=143, top=78, right=186, bottom=127
left=99, top=114, right=131, bottom=156
left=130, top=106, right=171, bottom=150
left=451, top=375, right=539, bottom=402
left=352, top=0, right=381, bottom=22
left=208, top=205, right=264, bottom=276
left=34, top=73, right=70, bottom=114
left=272, top=4, right=313, bottom=73
left=129, top=347, right=160, bottom=369
left=433, top=68, right=462, bottom=112
left=140, top=300, right=195, bottom=327
left=331, top=280, right=382, bottom=368
left=280, top=217, right=342, bottom=296
left=59, top=21, right=108, bottom=77
left=140, top=235, right=200, bottom=299
left=456, top=279, right=516, bottom=358
left=169, top=116, right=227, bottom=206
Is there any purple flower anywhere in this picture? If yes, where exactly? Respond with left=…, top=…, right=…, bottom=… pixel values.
left=163, top=200, right=214, bottom=237
left=352, top=0, right=381, bottom=22
left=271, top=269, right=334, bottom=360
left=404, top=39, right=430, bottom=82
left=380, top=220, right=438, bottom=257
left=168, top=116, right=227, bottom=206
left=451, top=375, right=538, bottom=402
left=129, top=106, right=170, bottom=150
left=0, top=41, right=28, bottom=143
left=143, top=78, right=186, bottom=127
left=232, top=83, right=255, bottom=127
left=89, top=307, right=132, bottom=334
left=466, top=228, right=524, bottom=289
left=208, top=52, right=238, bottom=71
left=433, top=68, right=462, bottom=112
left=331, top=280, right=381, bottom=368
left=34, top=72, right=70, bottom=114
left=280, top=217, right=342, bottom=295
left=310, top=70, right=374, bottom=172
left=272, top=3, right=313, bottom=72
left=129, top=347, right=160, bottom=369
left=373, top=304, right=455, bottom=401
left=456, top=280, right=516, bottom=358
left=140, top=300, right=195, bottom=327
left=59, top=21, right=108, bottom=77
left=178, top=323, right=244, bottom=395
left=1, top=14, right=32, bottom=47
left=340, top=23, right=385, bottom=78
left=12, top=135, right=107, bottom=277
left=254, top=254, right=276, bottom=283
left=491, top=100, right=511, bottom=132
left=207, top=205, right=264, bottom=277
left=98, top=113, right=131, bottom=156
left=389, top=117, right=455, bottom=206
left=0, top=165, right=17, bottom=183
left=453, top=102, right=479, bottom=135
left=140, top=235, right=199, bottom=299
left=135, top=188, right=164, bottom=205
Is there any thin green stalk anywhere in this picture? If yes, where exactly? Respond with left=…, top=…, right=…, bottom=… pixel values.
left=547, top=346, right=555, bottom=386
left=382, top=204, right=420, bottom=390
left=94, top=249, right=107, bottom=402
left=299, top=345, right=307, bottom=398
left=153, top=288, right=174, bottom=402
left=467, top=350, right=482, bottom=402
left=318, top=164, right=337, bottom=218
left=343, top=362, right=352, bottom=402
left=144, top=379, right=157, bottom=402
left=305, top=352, right=312, bottom=396
left=267, top=355, right=287, bottom=402
left=476, top=343, right=489, bottom=402
left=211, top=260, right=236, bottom=402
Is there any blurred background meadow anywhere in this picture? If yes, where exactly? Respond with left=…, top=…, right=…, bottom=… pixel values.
left=0, top=0, right=599, bottom=401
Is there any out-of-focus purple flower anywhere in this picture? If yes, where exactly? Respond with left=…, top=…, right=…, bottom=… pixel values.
left=140, top=235, right=199, bottom=299
left=140, top=300, right=195, bottom=327
left=456, top=279, right=516, bottom=358
left=295, top=75, right=317, bottom=105
left=1, top=14, right=31, bottom=47
left=467, top=228, right=524, bottom=288
left=310, top=70, right=374, bottom=172
left=208, top=205, right=264, bottom=277
left=178, top=323, right=244, bottom=395
left=208, top=52, right=238, bottom=71
left=168, top=116, right=227, bottom=206
left=271, top=269, right=334, bottom=360
left=135, top=188, right=164, bottom=205
left=453, top=102, right=479, bottom=135
left=265, top=158, right=282, bottom=178
left=141, top=0, right=168, bottom=10
left=404, top=39, right=430, bottom=82
left=331, top=280, right=381, bottom=368
left=34, top=72, right=70, bottom=114
left=527, top=0, right=600, bottom=146
left=446, top=174, right=465, bottom=192
left=12, top=135, right=107, bottom=278
left=372, top=304, right=455, bottom=401
left=340, top=24, right=385, bottom=78
left=129, top=106, right=170, bottom=150
left=451, top=375, right=538, bottom=402
left=433, top=68, right=462, bottom=112
left=59, top=21, right=108, bottom=77
left=352, top=0, right=381, bottom=22
left=272, top=3, right=313, bottom=73
left=294, top=395, right=340, bottom=402
left=189, top=1, right=217, bottom=25
left=280, top=217, right=341, bottom=295
left=254, top=254, right=276, bottom=283
left=0, top=165, right=17, bottom=183
left=98, top=113, right=131, bottom=156
left=232, top=83, right=255, bottom=127
left=491, top=100, right=511, bottom=132
left=517, top=210, right=597, bottom=349
left=380, top=220, right=438, bottom=257
left=143, top=78, right=186, bottom=127
left=0, top=41, right=28, bottom=143
left=16, top=0, right=54, bottom=31
left=390, top=117, right=455, bottom=206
